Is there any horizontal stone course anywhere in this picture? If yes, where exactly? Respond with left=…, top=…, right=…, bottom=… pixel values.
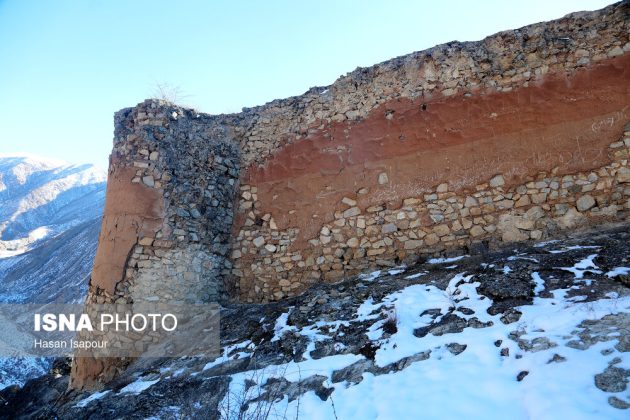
left=231, top=131, right=630, bottom=302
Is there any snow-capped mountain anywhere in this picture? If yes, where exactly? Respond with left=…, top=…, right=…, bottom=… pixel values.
left=0, top=154, right=106, bottom=389
left=0, top=154, right=105, bottom=256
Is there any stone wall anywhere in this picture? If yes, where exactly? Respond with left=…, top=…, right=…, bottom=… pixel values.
left=234, top=1, right=629, bottom=166
left=234, top=129, right=630, bottom=301
left=72, top=1, right=629, bottom=388
left=88, top=1, right=629, bottom=306
left=230, top=2, right=630, bottom=302
left=89, top=104, right=240, bottom=305
left=71, top=104, right=240, bottom=389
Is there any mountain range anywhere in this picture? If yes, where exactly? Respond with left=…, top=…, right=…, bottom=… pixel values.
left=0, top=154, right=106, bottom=388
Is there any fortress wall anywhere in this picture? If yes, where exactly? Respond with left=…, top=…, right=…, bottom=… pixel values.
left=71, top=1, right=629, bottom=388
left=230, top=2, right=630, bottom=301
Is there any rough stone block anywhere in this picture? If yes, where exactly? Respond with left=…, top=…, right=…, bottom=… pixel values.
left=343, top=207, right=361, bottom=218
left=617, top=167, right=630, bottom=183
left=378, top=172, right=389, bottom=185
left=404, top=240, right=423, bottom=250
left=381, top=223, right=398, bottom=234
left=576, top=194, right=596, bottom=212
left=489, top=175, right=505, bottom=187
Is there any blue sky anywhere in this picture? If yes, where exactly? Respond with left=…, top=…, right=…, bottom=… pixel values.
left=0, top=0, right=614, bottom=168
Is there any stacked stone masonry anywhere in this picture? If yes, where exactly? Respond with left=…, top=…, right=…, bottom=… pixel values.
left=229, top=2, right=630, bottom=302
left=87, top=2, right=629, bottom=308
left=86, top=106, right=240, bottom=307
left=71, top=105, right=241, bottom=389
left=72, top=1, right=630, bottom=389
left=234, top=130, right=630, bottom=302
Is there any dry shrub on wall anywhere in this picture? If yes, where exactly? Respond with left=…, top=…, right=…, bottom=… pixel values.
left=150, top=82, right=191, bottom=107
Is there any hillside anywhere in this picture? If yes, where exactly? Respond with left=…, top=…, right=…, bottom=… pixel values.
left=2, top=224, right=629, bottom=418
left=0, top=154, right=105, bottom=255
left=0, top=155, right=106, bottom=389
left=0, top=154, right=105, bottom=303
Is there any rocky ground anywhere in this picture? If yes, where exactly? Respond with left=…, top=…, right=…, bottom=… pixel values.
left=2, top=223, right=630, bottom=419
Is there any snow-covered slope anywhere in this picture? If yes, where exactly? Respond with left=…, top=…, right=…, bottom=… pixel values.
left=4, top=225, right=629, bottom=418
left=0, top=155, right=106, bottom=303
left=0, top=218, right=101, bottom=304
left=0, top=154, right=106, bottom=389
left=0, top=154, right=105, bottom=303
left=0, top=154, right=105, bottom=254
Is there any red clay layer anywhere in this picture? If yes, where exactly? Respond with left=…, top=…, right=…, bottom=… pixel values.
left=238, top=55, right=630, bottom=246
left=91, top=161, right=164, bottom=295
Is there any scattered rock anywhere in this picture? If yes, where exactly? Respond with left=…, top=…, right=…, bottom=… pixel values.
left=331, top=359, right=373, bottom=384
left=500, top=309, right=522, bottom=324
left=517, top=371, right=529, bottom=381
left=547, top=354, right=567, bottom=364
left=608, top=396, right=630, bottom=410
left=516, top=337, right=557, bottom=353
left=446, top=343, right=467, bottom=355
left=594, top=366, right=629, bottom=393
left=414, top=313, right=467, bottom=337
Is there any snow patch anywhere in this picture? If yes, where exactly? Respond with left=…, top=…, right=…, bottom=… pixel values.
left=119, top=378, right=160, bottom=395
left=547, top=245, right=601, bottom=254
left=531, top=272, right=545, bottom=295
left=359, top=270, right=382, bottom=281
left=557, top=254, right=602, bottom=278
left=387, top=266, right=406, bottom=276
left=606, top=267, right=630, bottom=277
left=427, top=255, right=467, bottom=264
left=74, top=390, right=111, bottom=408
left=271, top=311, right=297, bottom=342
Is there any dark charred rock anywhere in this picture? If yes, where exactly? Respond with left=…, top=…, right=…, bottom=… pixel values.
left=420, top=308, right=443, bottom=319
left=358, top=341, right=380, bottom=360
left=467, top=317, right=493, bottom=329
left=478, top=271, right=535, bottom=315
left=608, top=396, right=630, bottom=410
left=457, top=307, right=475, bottom=315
